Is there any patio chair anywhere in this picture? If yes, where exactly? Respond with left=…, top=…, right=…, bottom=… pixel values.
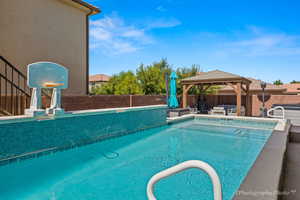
left=209, top=107, right=226, bottom=116
left=196, top=95, right=210, bottom=114
left=188, top=104, right=198, bottom=114
left=227, top=106, right=246, bottom=116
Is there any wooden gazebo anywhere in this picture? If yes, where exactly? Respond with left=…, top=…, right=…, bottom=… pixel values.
left=181, top=70, right=252, bottom=116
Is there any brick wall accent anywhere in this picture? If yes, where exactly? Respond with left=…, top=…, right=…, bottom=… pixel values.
left=252, top=95, right=300, bottom=116
left=188, top=94, right=300, bottom=116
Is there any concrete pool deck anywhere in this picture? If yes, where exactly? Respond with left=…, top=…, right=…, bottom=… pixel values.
left=0, top=105, right=168, bottom=125
left=282, top=143, right=300, bottom=200
left=168, top=114, right=291, bottom=200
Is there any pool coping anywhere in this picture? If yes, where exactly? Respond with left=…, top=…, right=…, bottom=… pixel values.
left=167, top=114, right=288, bottom=131
left=168, top=114, right=290, bottom=200
left=0, top=104, right=167, bottom=124
left=233, top=120, right=291, bottom=200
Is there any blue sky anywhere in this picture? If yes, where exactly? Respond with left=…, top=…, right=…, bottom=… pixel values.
left=86, top=0, right=300, bottom=83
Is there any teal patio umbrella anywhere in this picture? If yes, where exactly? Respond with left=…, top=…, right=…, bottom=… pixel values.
left=168, top=71, right=179, bottom=108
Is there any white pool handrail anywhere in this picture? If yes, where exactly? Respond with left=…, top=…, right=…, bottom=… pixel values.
left=146, top=160, right=222, bottom=200
left=267, top=106, right=285, bottom=119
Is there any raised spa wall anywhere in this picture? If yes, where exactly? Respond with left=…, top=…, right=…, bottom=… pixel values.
left=0, top=105, right=167, bottom=165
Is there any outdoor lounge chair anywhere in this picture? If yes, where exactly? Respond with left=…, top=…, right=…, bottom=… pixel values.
left=209, top=107, right=226, bottom=116
left=209, top=105, right=246, bottom=116
left=227, top=106, right=246, bottom=116
left=196, top=95, right=210, bottom=114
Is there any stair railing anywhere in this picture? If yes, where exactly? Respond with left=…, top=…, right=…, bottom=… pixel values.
left=0, top=56, right=53, bottom=116
left=0, top=55, right=32, bottom=115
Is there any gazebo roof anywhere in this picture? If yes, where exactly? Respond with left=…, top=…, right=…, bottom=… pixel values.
left=181, top=70, right=252, bottom=116
left=181, top=70, right=251, bottom=84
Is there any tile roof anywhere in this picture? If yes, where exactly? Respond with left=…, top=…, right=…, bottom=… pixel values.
left=219, top=78, right=286, bottom=92
left=89, top=74, right=110, bottom=82
left=181, top=70, right=250, bottom=83
left=281, top=84, right=300, bottom=94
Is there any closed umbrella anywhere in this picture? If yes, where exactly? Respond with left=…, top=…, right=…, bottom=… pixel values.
left=168, top=71, right=179, bottom=108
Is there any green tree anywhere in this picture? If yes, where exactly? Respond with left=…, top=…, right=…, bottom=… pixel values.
left=91, top=59, right=219, bottom=96
left=291, top=80, right=300, bottom=84
left=136, top=58, right=171, bottom=94
left=176, top=65, right=201, bottom=94
left=175, top=65, right=220, bottom=95
left=93, top=71, right=143, bottom=95
left=176, top=64, right=201, bottom=79
left=273, top=80, right=283, bottom=85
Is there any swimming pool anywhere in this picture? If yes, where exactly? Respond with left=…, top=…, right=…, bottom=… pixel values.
left=0, top=114, right=276, bottom=200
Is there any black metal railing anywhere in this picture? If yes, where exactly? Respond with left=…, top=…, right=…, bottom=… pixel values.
left=0, top=55, right=31, bottom=115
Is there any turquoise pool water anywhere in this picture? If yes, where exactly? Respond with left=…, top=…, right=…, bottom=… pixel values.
left=0, top=119, right=274, bottom=200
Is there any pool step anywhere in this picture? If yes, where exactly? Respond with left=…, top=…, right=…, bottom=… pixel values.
left=282, top=143, right=300, bottom=200
left=289, top=126, right=300, bottom=143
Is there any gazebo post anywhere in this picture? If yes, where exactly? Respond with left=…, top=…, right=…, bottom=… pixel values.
left=246, top=83, right=251, bottom=116
left=182, top=84, right=193, bottom=108
left=183, top=85, right=187, bottom=108
left=236, top=82, right=242, bottom=116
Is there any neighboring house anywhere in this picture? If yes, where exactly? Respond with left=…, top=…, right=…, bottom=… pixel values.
left=281, top=84, right=300, bottom=95
left=0, top=0, right=100, bottom=96
left=89, top=74, right=110, bottom=91
left=217, top=78, right=287, bottom=95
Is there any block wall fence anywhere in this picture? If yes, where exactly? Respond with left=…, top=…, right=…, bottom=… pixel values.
left=42, top=94, right=300, bottom=117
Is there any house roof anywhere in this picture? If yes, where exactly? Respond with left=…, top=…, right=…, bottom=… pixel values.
left=281, top=84, right=300, bottom=94
left=218, top=78, right=287, bottom=93
left=181, top=70, right=251, bottom=84
left=68, top=0, right=100, bottom=14
left=89, top=74, right=110, bottom=82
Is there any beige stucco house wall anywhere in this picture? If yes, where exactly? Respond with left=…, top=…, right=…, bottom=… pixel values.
left=0, top=0, right=99, bottom=95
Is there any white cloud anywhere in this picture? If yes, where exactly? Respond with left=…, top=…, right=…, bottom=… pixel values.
left=90, top=13, right=181, bottom=55
left=120, top=29, right=147, bottom=39
left=146, top=18, right=181, bottom=29
left=90, top=27, right=112, bottom=40
left=90, top=14, right=149, bottom=55
left=156, top=5, right=167, bottom=12
left=215, top=26, right=300, bottom=57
